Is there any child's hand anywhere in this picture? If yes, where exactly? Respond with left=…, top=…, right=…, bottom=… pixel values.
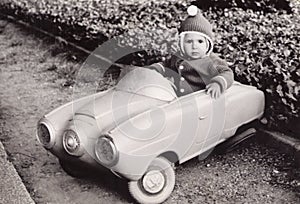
left=206, top=83, right=221, bottom=99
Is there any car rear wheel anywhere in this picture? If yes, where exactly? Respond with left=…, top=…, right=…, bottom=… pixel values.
left=219, top=128, right=257, bottom=153
left=128, top=157, right=175, bottom=204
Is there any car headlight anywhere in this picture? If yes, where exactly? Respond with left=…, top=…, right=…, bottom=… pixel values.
left=63, top=130, right=83, bottom=156
left=95, top=135, right=118, bottom=166
left=37, top=121, right=55, bottom=149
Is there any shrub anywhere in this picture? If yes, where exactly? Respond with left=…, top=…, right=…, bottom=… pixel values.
left=193, top=0, right=292, bottom=12
left=209, top=7, right=299, bottom=134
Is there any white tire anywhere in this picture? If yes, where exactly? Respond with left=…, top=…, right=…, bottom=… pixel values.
left=128, top=157, right=175, bottom=204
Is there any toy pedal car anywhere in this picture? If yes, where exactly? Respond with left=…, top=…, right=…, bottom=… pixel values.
left=37, top=67, right=264, bottom=204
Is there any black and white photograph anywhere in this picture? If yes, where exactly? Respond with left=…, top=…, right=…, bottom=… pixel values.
left=0, top=0, right=299, bottom=203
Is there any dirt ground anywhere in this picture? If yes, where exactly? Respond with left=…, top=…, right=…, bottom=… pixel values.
left=0, top=19, right=300, bottom=204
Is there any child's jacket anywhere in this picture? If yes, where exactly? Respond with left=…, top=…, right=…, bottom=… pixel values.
left=148, top=52, right=234, bottom=96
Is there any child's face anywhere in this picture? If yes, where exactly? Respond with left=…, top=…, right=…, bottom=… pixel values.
left=182, top=33, right=208, bottom=59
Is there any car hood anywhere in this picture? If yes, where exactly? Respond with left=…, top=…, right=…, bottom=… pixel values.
left=74, top=68, right=176, bottom=133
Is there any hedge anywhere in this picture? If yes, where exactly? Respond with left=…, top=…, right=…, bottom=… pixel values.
left=0, top=0, right=299, bottom=135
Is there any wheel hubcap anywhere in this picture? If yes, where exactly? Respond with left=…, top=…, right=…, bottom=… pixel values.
left=67, top=137, right=75, bottom=147
left=142, top=170, right=165, bottom=194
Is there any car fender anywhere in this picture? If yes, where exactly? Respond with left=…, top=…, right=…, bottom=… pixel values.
left=38, top=88, right=112, bottom=154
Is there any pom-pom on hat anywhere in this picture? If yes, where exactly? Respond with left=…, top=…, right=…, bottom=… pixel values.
left=179, top=5, right=213, bottom=40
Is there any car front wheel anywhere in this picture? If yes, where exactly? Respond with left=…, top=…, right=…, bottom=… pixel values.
left=128, top=157, right=175, bottom=204
left=59, top=159, right=88, bottom=178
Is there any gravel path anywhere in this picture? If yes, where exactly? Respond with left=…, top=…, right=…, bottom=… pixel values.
left=0, top=19, right=299, bottom=204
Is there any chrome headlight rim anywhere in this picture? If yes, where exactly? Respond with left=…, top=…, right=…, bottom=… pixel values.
left=95, top=135, right=119, bottom=167
left=62, top=129, right=83, bottom=157
left=36, top=119, right=56, bottom=149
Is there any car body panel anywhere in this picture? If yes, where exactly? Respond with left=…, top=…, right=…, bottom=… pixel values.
left=108, top=82, right=264, bottom=179
left=37, top=68, right=265, bottom=181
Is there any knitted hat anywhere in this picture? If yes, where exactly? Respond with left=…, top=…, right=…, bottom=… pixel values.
left=178, top=5, right=214, bottom=55
left=179, top=5, right=213, bottom=40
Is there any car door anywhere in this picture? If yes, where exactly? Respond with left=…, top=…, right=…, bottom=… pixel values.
left=179, top=92, right=226, bottom=163
left=196, top=93, right=226, bottom=149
